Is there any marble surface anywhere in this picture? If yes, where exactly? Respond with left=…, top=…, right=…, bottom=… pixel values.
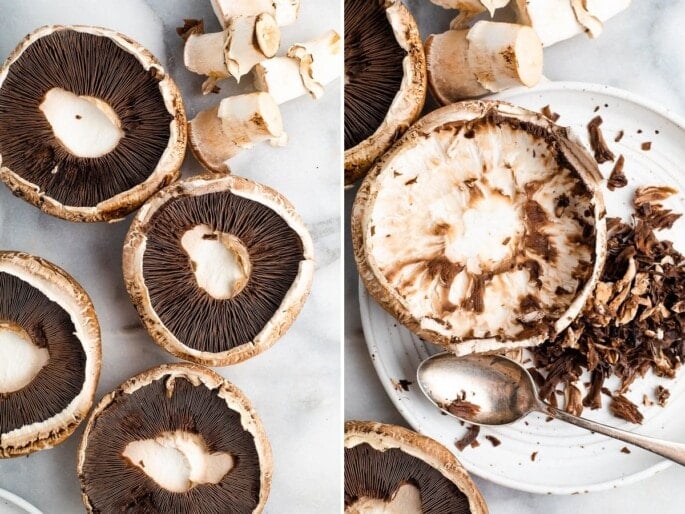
left=345, top=1, right=685, bottom=512
left=0, top=1, right=341, bottom=513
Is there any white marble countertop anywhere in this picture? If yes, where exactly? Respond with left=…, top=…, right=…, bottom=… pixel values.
left=345, top=1, right=685, bottom=512
left=0, top=1, right=341, bottom=513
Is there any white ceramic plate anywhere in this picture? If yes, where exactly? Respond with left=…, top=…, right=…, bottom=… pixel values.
left=0, top=490, right=41, bottom=514
left=359, top=82, right=685, bottom=494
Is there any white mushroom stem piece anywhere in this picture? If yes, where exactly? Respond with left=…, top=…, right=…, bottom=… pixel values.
left=426, top=21, right=542, bottom=104
left=184, top=13, right=280, bottom=90
left=429, top=0, right=510, bottom=29
left=253, top=30, right=342, bottom=104
left=211, top=0, right=300, bottom=28
left=511, top=0, right=631, bottom=47
left=253, top=57, right=308, bottom=104
left=189, top=92, right=285, bottom=173
left=288, top=30, right=342, bottom=100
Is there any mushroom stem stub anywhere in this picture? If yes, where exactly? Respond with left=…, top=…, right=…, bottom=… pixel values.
left=0, top=323, right=49, bottom=394
left=39, top=87, right=124, bottom=158
left=287, top=30, right=342, bottom=100
left=184, top=14, right=280, bottom=86
left=181, top=225, right=252, bottom=299
left=427, top=21, right=543, bottom=104
left=189, top=92, right=284, bottom=172
left=254, top=30, right=342, bottom=104
left=122, top=431, right=234, bottom=493
left=346, top=483, right=423, bottom=514
left=511, top=0, right=631, bottom=47
left=211, top=0, right=300, bottom=28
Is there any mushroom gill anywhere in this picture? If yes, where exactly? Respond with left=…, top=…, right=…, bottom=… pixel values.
left=0, top=28, right=174, bottom=207
left=344, top=0, right=406, bottom=150
left=142, top=191, right=305, bottom=353
left=344, top=444, right=472, bottom=513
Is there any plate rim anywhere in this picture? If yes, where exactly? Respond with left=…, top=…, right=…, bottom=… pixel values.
left=357, top=81, right=685, bottom=495
left=0, top=488, right=42, bottom=514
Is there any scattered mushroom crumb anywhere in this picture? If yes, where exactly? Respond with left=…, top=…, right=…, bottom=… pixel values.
left=391, top=379, right=413, bottom=392
left=607, top=155, right=627, bottom=191
left=634, top=186, right=682, bottom=230
left=642, top=394, right=654, bottom=407
left=532, top=192, right=685, bottom=423
left=656, top=385, right=670, bottom=407
left=621, top=447, right=631, bottom=454
left=614, top=130, right=624, bottom=143
left=485, top=435, right=501, bottom=447
left=593, top=106, right=600, bottom=112
left=444, top=398, right=481, bottom=419
left=610, top=394, right=644, bottom=424
left=587, top=116, right=616, bottom=164
left=641, top=141, right=652, bottom=151
left=541, top=105, right=560, bottom=121
left=531, top=451, right=538, bottom=462
left=455, top=425, right=480, bottom=451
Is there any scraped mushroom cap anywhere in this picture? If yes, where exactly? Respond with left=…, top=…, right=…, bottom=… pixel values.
left=0, top=25, right=186, bottom=222
left=352, top=100, right=607, bottom=355
left=77, top=363, right=271, bottom=513
left=0, top=251, right=100, bottom=457
left=123, top=174, right=315, bottom=366
left=344, top=0, right=426, bottom=186
left=345, top=421, right=488, bottom=513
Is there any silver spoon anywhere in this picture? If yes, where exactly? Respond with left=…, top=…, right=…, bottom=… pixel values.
left=417, top=353, right=685, bottom=465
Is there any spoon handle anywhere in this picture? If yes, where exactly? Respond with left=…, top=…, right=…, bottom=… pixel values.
left=544, top=404, right=685, bottom=466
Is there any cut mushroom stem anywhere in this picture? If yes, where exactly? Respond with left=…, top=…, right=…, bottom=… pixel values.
left=287, top=30, right=342, bottom=100
left=273, top=0, right=301, bottom=26
left=511, top=0, right=631, bottom=47
left=211, top=0, right=300, bottom=28
left=254, top=30, right=342, bottom=104
left=429, top=0, right=510, bottom=29
left=189, top=92, right=284, bottom=173
left=184, top=14, right=280, bottom=89
left=426, top=21, right=543, bottom=104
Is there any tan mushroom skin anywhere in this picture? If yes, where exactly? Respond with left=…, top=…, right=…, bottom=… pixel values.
left=345, top=421, right=489, bottom=514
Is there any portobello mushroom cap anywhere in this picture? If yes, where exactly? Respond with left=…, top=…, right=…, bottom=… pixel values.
left=0, top=25, right=186, bottom=222
left=123, top=174, right=314, bottom=366
left=345, top=420, right=488, bottom=513
left=352, top=100, right=607, bottom=355
left=78, top=363, right=271, bottom=513
left=0, top=251, right=100, bottom=457
left=344, top=0, right=426, bottom=186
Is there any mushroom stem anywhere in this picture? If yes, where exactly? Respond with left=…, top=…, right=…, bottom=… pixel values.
left=254, top=30, right=342, bottom=104
left=511, top=0, right=631, bottom=47
left=287, top=30, right=342, bottom=100
left=183, top=14, right=280, bottom=88
left=273, top=0, right=301, bottom=26
left=429, top=0, right=510, bottom=29
left=184, top=32, right=228, bottom=77
left=211, top=0, right=300, bottom=27
left=253, top=57, right=309, bottom=104
left=189, top=92, right=284, bottom=173
left=426, top=21, right=542, bottom=104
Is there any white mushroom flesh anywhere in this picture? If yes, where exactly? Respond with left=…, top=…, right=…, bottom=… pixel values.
left=122, top=431, right=234, bottom=493
left=0, top=323, right=49, bottom=394
left=366, top=118, right=596, bottom=341
left=210, top=0, right=275, bottom=27
left=253, top=56, right=309, bottom=104
left=288, top=30, right=342, bottom=99
left=345, top=483, right=422, bottom=514
left=181, top=224, right=251, bottom=300
left=39, top=87, right=123, bottom=158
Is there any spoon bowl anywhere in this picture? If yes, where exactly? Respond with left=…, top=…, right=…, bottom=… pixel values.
left=417, top=353, right=540, bottom=425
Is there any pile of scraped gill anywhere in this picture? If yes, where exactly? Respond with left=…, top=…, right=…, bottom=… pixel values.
left=531, top=113, right=684, bottom=425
